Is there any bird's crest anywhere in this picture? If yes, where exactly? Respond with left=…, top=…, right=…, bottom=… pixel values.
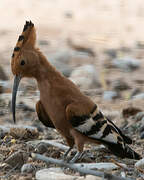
left=11, top=21, right=36, bottom=60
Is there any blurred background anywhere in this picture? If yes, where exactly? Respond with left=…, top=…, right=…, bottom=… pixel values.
left=0, top=1, right=144, bottom=179
left=0, top=0, right=144, bottom=124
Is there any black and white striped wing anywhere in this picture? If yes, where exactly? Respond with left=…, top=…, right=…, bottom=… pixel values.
left=70, top=107, right=124, bottom=145
left=70, top=105, right=141, bottom=160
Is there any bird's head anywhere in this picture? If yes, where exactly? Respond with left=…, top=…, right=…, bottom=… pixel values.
left=11, top=21, right=39, bottom=123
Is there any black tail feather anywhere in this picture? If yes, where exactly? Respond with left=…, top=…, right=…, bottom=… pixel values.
left=106, top=142, right=141, bottom=160
left=91, top=137, right=141, bottom=160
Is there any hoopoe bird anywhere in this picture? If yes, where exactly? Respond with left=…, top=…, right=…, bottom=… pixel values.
left=11, top=21, right=141, bottom=162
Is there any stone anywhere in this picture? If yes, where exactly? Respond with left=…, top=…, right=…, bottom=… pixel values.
left=132, top=93, right=144, bottom=100
left=0, top=126, right=9, bottom=138
left=112, top=57, right=140, bottom=72
left=103, top=91, right=118, bottom=101
left=69, top=65, right=101, bottom=89
left=35, top=168, right=77, bottom=180
left=130, top=88, right=141, bottom=98
left=140, top=131, right=144, bottom=139
left=104, top=48, right=117, bottom=58
left=134, top=112, right=144, bottom=122
left=21, top=163, right=36, bottom=174
left=35, top=142, right=48, bottom=154
left=111, top=79, right=130, bottom=91
left=135, top=158, right=144, bottom=169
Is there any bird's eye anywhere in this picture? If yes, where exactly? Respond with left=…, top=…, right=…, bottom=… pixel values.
left=20, top=60, right=25, bottom=66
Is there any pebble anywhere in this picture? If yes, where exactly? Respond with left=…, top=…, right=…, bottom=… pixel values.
left=69, top=64, right=100, bottom=89
left=35, top=168, right=77, bottom=180
left=111, top=79, right=130, bottom=91
left=130, top=88, right=141, bottom=98
left=135, top=158, right=144, bottom=168
left=134, top=112, right=144, bottom=121
left=132, top=93, right=144, bottom=100
left=103, top=91, right=118, bottom=101
left=112, top=57, right=140, bottom=72
left=104, top=48, right=117, bottom=58
left=35, top=142, right=48, bottom=154
left=21, top=163, right=36, bottom=174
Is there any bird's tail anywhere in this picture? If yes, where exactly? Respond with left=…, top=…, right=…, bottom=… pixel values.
left=105, top=141, right=141, bottom=160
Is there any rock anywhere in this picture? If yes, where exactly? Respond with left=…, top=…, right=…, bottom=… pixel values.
left=21, top=163, right=36, bottom=174
left=103, top=91, right=119, bottom=101
left=0, top=126, right=9, bottom=138
left=135, top=158, right=144, bottom=168
left=104, top=48, right=117, bottom=58
left=133, top=93, right=144, bottom=100
left=35, top=142, right=48, bottom=154
left=0, top=66, right=8, bottom=80
left=134, top=112, right=144, bottom=122
left=5, top=151, right=28, bottom=168
left=69, top=65, right=101, bottom=89
left=130, top=88, right=141, bottom=98
left=139, top=117, right=144, bottom=133
left=35, top=168, right=77, bottom=180
left=111, top=79, right=130, bottom=91
left=140, top=131, right=144, bottom=139
left=112, top=57, right=140, bottom=72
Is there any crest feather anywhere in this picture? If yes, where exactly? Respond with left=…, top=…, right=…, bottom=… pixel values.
left=12, top=21, right=36, bottom=60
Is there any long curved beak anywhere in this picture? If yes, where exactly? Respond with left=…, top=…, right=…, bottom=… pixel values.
left=12, top=75, right=21, bottom=123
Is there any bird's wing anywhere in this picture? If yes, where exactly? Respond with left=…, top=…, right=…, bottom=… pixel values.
left=36, top=100, right=55, bottom=128
left=66, top=103, right=141, bottom=159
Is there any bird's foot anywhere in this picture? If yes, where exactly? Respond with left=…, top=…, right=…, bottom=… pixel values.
left=69, top=151, right=84, bottom=163
left=62, top=147, right=73, bottom=161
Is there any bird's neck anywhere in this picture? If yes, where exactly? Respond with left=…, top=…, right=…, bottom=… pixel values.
left=35, top=50, right=64, bottom=85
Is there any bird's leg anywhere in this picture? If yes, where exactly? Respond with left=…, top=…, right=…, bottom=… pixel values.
left=62, top=137, right=74, bottom=161
left=69, top=151, right=84, bottom=163
left=62, top=147, right=73, bottom=160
